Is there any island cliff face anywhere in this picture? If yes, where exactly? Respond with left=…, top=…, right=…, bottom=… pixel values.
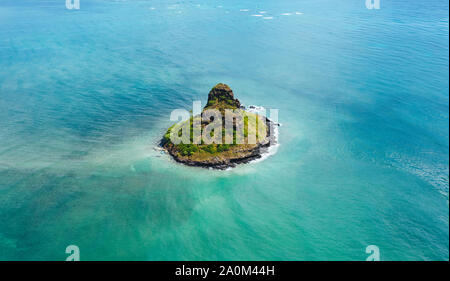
left=205, top=83, right=241, bottom=109
left=161, top=84, right=275, bottom=169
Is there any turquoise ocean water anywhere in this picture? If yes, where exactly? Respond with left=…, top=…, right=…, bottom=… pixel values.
left=0, top=0, right=448, bottom=260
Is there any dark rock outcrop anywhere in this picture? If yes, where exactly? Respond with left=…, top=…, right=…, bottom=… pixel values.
left=206, top=83, right=241, bottom=109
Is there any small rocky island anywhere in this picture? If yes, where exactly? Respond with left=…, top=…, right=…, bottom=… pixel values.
left=160, top=84, right=276, bottom=169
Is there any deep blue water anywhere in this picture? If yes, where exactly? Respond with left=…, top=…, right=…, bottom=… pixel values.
left=0, top=0, right=448, bottom=260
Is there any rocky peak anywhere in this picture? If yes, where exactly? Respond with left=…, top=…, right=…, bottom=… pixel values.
left=205, top=83, right=241, bottom=109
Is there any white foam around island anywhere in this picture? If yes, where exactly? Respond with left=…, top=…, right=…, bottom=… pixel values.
left=243, top=105, right=280, bottom=165
left=251, top=124, right=280, bottom=165
left=245, top=105, right=266, bottom=114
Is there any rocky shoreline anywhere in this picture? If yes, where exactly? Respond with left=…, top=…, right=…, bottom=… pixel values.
left=160, top=117, right=278, bottom=170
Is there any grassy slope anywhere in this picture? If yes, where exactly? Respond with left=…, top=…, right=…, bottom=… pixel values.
left=162, top=109, right=268, bottom=161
